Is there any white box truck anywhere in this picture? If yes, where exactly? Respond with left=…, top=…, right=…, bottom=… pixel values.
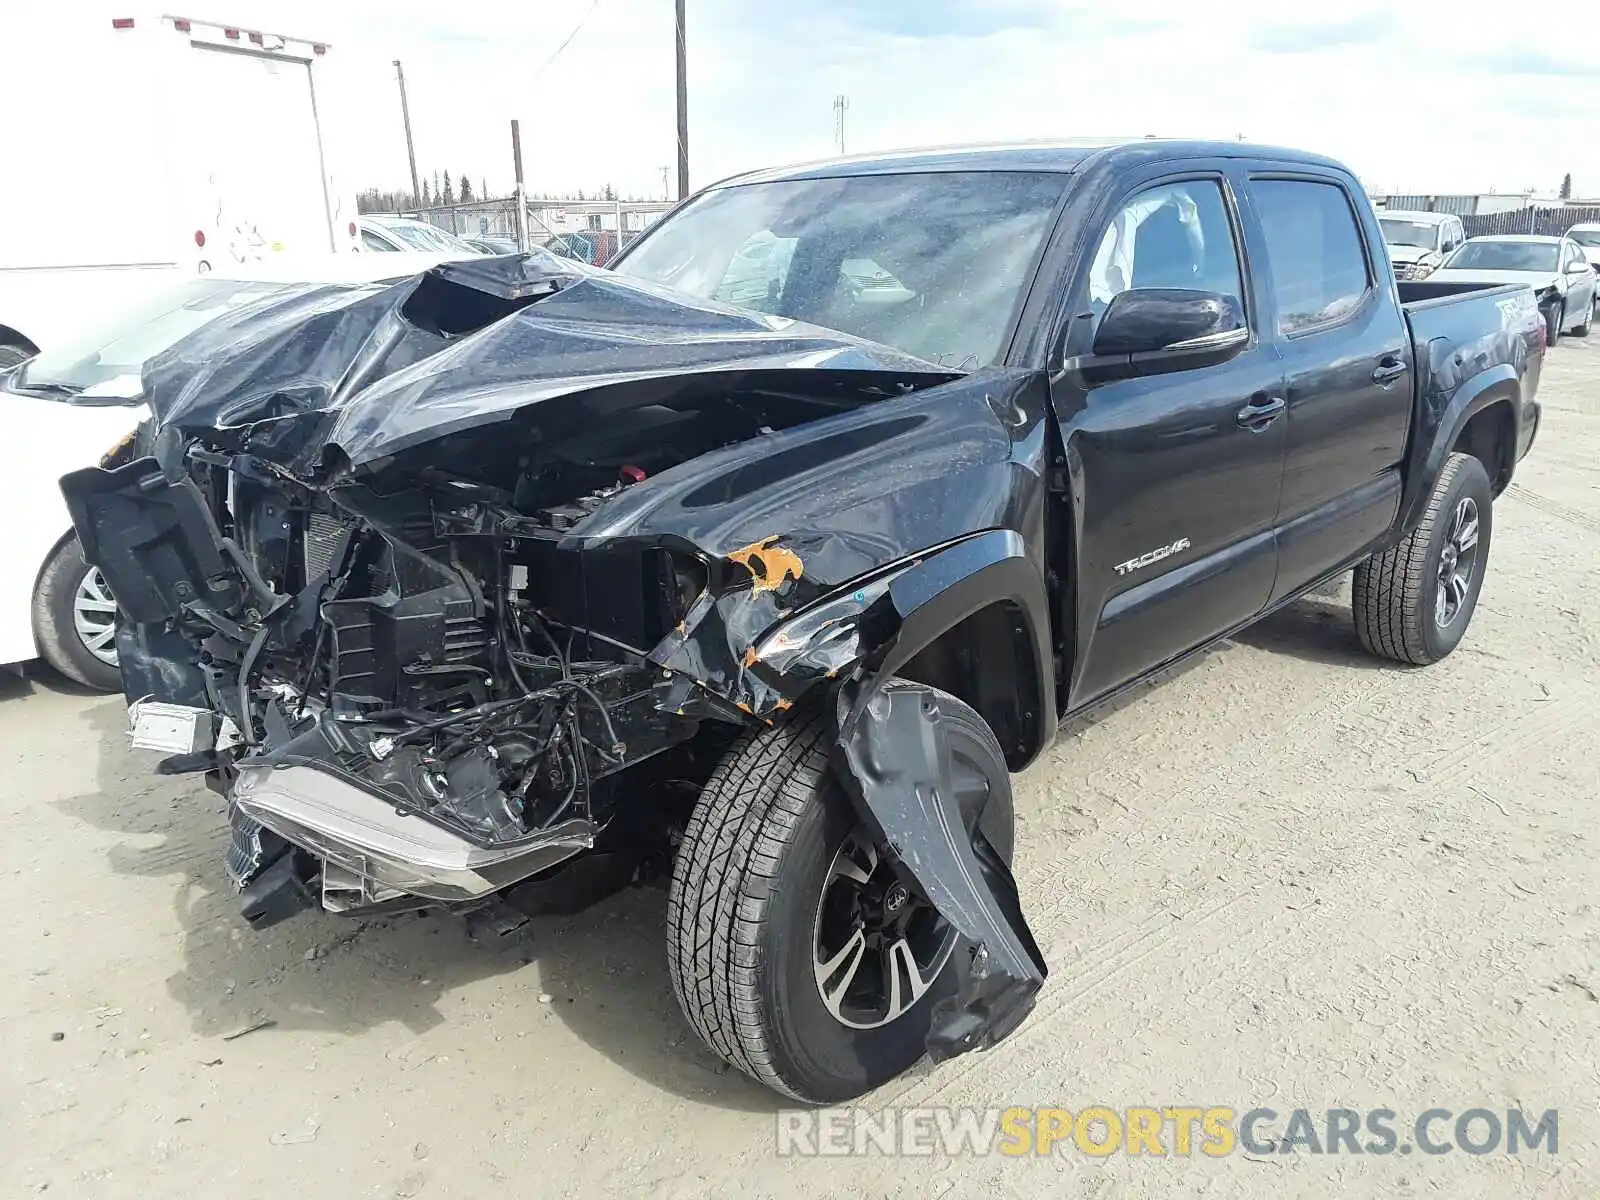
left=0, top=10, right=360, bottom=364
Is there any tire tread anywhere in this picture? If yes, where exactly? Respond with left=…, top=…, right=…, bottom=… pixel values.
left=665, top=707, right=834, bottom=1099
left=1353, top=452, right=1479, bottom=665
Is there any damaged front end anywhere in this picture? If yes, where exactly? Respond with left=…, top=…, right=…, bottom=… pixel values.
left=62, top=254, right=1049, bottom=1060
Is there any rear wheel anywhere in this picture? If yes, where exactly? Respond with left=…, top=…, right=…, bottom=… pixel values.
left=32, top=536, right=122, bottom=692
left=1353, top=452, right=1492, bottom=666
left=666, top=682, right=1013, bottom=1103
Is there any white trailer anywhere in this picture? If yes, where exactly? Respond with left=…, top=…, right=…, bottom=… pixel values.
left=0, top=10, right=360, bottom=363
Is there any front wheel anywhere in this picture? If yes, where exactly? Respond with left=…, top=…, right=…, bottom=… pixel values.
left=32, top=536, right=122, bottom=692
left=666, top=682, right=1013, bottom=1103
left=1353, top=452, right=1492, bottom=666
left=1573, top=295, right=1594, bottom=337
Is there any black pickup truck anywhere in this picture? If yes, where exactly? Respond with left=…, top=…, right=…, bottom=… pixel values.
left=63, top=139, right=1543, bottom=1104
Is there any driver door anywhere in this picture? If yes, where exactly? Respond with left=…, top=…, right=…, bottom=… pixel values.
left=1052, top=172, right=1288, bottom=706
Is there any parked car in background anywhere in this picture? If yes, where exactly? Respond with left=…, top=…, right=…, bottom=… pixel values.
left=0, top=11, right=360, bottom=366
left=65, top=138, right=1544, bottom=1103
left=1566, top=222, right=1600, bottom=270
left=464, top=235, right=521, bottom=254
left=357, top=215, right=482, bottom=255
left=0, top=252, right=465, bottom=690
left=1378, top=210, right=1465, bottom=280
left=1429, top=234, right=1596, bottom=341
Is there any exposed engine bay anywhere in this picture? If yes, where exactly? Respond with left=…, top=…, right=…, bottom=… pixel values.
left=80, top=365, right=932, bottom=911
left=62, top=254, right=1051, bottom=1063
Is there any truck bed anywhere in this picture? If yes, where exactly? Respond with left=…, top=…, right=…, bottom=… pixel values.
left=1397, top=280, right=1528, bottom=306
left=1395, top=279, right=1543, bottom=498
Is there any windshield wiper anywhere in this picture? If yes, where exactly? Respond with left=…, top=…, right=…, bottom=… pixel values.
left=13, top=379, right=83, bottom=397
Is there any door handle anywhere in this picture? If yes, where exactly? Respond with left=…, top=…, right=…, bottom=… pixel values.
left=1372, top=355, right=1409, bottom=386
left=1236, top=394, right=1286, bottom=430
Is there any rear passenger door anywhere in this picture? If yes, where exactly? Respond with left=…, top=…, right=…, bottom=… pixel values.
left=1241, top=173, right=1414, bottom=602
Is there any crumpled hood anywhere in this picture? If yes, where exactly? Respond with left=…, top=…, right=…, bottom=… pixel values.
left=140, top=255, right=953, bottom=474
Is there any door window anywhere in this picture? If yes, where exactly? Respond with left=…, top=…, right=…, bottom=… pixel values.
left=1084, top=180, right=1245, bottom=337
left=1249, top=179, right=1372, bottom=335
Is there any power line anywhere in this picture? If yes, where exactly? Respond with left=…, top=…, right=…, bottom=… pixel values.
left=675, top=0, right=689, bottom=198
left=531, top=0, right=603, bottom=82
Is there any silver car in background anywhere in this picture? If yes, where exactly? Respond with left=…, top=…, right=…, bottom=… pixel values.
left=1428, top=234, right=1597, bottom=341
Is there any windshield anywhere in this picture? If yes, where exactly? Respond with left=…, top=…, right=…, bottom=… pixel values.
left=1568, top=229, right=1600, bottom=248
left=1379, top=218, right=1441, bottom=249
left=612, top=171, right=1067, bottom=368
left=14, top=280, right=294, bottom=395
left=1444, top=241, right=1559, bottom=273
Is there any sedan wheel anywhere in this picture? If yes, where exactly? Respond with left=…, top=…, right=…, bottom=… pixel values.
left=73, top=568, right=120, bottom=667
left=32, top=536, right=124, bottom=692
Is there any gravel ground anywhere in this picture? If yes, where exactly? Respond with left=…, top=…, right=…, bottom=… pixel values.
left=4, top=338, right=1598, bottom=1199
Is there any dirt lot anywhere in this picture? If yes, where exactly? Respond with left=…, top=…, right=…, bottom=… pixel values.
left=5, top=339, right=1598, bottom=1200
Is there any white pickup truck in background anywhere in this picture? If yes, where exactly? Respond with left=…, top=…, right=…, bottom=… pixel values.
left=0, top=9, right=360, bottom=364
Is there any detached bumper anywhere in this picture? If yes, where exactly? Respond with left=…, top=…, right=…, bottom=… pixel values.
left=232, top=763, right=597, bottom=904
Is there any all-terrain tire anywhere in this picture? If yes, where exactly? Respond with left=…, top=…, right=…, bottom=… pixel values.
left=666, top=682, right=1012, bottom=1103
left=1353, top=452, right=1493, bottom=666
left=32, top=536, right=122, bottom=692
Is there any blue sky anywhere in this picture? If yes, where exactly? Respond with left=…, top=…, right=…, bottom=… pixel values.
left=151, top=0, right=1600, bottom=199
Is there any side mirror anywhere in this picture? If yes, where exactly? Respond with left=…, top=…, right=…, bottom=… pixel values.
left=1566, top=260, right=1590, bottom=274
left=1090, top=288, right=1248, bottom=361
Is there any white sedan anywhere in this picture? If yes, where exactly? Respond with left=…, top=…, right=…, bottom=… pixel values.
left=1428, top=234, right=1598, bottom=342
left=356, top=215, right=483, bottom=255
left=1568, top=222, right=1600, bottom=271
left=0, top=251, right=467, bottom=690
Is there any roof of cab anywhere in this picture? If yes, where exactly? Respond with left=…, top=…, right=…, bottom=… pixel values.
left=708, top=137, right=1349, bottom=189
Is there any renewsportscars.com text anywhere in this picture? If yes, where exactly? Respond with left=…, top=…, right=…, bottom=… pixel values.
left=775, top=1106, right=1559, bottom=1158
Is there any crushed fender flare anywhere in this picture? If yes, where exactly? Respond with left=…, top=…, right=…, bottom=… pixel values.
left=828, top=528, right=1053, bottom=1061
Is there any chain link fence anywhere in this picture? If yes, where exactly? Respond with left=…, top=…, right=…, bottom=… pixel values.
left=412, top=198, right=674, bottom=265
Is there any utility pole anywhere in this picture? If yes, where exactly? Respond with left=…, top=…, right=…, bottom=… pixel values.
left=834, top=94, right=849, bottom=155
left=674, top=0, right=689, bottom=198
left=511, top=119, right=530, bottom=252
left=394, top=60, right=421, bottom=210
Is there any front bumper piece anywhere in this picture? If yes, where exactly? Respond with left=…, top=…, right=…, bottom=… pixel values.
left=230, top=764, right=597, bottom=906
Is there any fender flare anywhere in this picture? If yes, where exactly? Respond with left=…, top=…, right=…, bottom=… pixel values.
left=834, top=527, right=1057, bottom=767
left=1395, top=362, right=1521, bottom=540
left=820, top=528, right=1056, bottom=1063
